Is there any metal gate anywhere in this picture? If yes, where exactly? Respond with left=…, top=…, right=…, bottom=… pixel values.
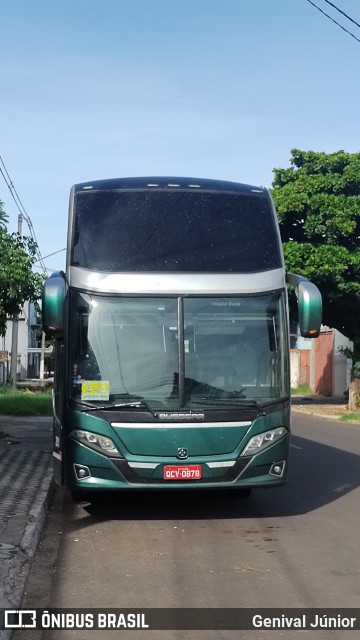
left=315, top=331, right=333, bottom=396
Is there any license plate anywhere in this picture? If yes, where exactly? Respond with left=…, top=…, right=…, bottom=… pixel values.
left=164, top=465, right=202, bottom=480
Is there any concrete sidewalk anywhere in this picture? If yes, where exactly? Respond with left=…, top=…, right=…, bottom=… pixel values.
left=291, top=394, right=351, bottom=420
left=0, top=416, right=53, bottom=640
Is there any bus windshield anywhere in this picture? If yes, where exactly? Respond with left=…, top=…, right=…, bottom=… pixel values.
left=71, top=190, right=281, bottom=272
left=69, top=292, right=288, bottom=409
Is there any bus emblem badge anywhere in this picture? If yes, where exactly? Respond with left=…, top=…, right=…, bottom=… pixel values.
left=177, top=448, right=188, bottom=460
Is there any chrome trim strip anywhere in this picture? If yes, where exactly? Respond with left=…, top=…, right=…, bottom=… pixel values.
left=69, top=267, right=285, bottom=295
left=111, top=421, right=252, bottom=429
left=53, top=451, right=62, bottom=461
left=128, top=462, right=158, bottom=469
left=206, top=461, right=236, bottom=468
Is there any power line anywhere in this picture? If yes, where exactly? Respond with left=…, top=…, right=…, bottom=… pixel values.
left=323, top=0, right=360, bottom=31
left=33, top=247, right=66, bottom=264
left=305, top=0, right=360, bottom=44
left=0, top=156, right=46, bottom=271
left=0, top=155, right=47, bottom=272
left=33, top=248, right=66, bottom=275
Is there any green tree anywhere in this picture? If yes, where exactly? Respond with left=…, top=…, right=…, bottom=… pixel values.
left=0, top=198, right=8, bottom=228
left=271, top=149, right=360, bottom=349
left=0, top=204, right=44, bottom=337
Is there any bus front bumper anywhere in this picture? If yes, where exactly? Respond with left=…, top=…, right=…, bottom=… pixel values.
left=64, top=434, right=289, bottom=492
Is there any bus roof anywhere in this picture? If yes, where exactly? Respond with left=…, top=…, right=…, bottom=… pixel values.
left=73, top=177, right=267, bottom=194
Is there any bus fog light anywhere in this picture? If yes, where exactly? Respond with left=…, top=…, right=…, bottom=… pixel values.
left=71, top=429, right=124, bottom=458
left=241, top=427, right=287, bottom=456
left=269, top=461, right=286, bottom=477
left=74, top=464, right=91, bottom=479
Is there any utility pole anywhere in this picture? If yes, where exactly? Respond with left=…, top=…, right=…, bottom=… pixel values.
left=10, top=214, right=23, bottom=389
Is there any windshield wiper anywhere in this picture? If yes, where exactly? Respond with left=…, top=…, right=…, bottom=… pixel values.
left=78, top=399, right=157, bottom=417
left=225, top=399, right=266, bottom=415
left=190, top=397, right=265, bottom=416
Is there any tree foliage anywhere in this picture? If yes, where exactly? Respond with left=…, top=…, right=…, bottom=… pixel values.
left=0, top=198, right=8, bottom=228
left=271, top=149, right=360, bottom=343
left=0, top=201, right=44, bottom=337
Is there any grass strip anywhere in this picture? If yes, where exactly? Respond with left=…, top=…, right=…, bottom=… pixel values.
left=0, top=390, right=52, bottom=416
left=340, top=412, right=360, bottom=423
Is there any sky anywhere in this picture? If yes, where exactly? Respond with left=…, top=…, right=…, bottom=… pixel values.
left=1, top=0, right=360, bottom=274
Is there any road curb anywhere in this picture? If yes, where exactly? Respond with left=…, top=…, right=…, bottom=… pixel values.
left=291, top=406, right=344, bottom=421
left=0, top=463, right=54, bottom=640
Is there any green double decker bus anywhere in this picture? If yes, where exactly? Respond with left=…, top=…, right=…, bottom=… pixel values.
left=43, top=177, right=321, bottom=499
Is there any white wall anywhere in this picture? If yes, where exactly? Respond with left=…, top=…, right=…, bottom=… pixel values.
left=2, top=302, right=35, bottom=380
left=290, top=350, right=300, bottom=388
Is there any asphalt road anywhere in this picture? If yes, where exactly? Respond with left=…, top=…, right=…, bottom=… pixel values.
left=14, top=412, right=360, bottom=640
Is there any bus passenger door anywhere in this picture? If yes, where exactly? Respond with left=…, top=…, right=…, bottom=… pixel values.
left=52, top=340, right=64, bottom=485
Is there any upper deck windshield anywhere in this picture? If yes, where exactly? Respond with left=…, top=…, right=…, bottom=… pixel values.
left=69, top=292, right=288, bottom=410
left=71, top=189, right=281, bottom=273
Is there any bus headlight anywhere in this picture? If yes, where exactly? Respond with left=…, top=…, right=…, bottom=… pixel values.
left=241, top=427, right=287, bottom=457
left=71, top=429, right=123, bottom=458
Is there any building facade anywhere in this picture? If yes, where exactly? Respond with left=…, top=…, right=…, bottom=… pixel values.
left=291, top=326, right=353, bottom=397
left=0, top=302, right=40, bottom=381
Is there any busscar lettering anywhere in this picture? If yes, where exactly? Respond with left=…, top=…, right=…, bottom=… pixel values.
left=158, top=413, right=204, bottom=420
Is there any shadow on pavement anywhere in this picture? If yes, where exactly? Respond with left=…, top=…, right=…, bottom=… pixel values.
left=291, top=395, right=346, bottom=406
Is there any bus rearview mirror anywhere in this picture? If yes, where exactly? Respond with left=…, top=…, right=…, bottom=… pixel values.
left=286, top=272, right=322, bottom=338
left=42, top=271, right=68, bottom=338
